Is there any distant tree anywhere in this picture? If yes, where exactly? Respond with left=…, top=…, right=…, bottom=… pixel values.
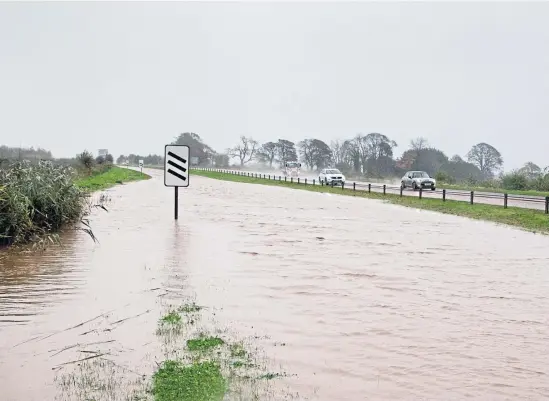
left=410, top=137, right=429, bottom=151
left=116, top=154, right=127, bottom=164
left=466, top=142, right=503, bottom=179
left=275, top=139, right=297, bottom=165
left=298, top=139, right=332, bottom=170
left=518, top=162, right=542, bottom=180
left=257, top=142, right=278, bottom=168
left=228, top=136, right=258, bottom=167
left=362, top=133, right=397, bottom=176
left=173, top=132, right=215, bottom=166
left=439, top=158, right=483, bottom=182
left=213, top=153, right=230, bottom=168
left=450, top=154, right=464, bottom=163
left=77, top=150, right=95, bottom=170
left=95, top=155, right=105, bottom=165
left=399, top=147, right=448, bottom=176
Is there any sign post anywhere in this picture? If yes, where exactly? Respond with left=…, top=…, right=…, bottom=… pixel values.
left=164, top=145, right=190, bottom=220
left=138, top=159, right=144, bottom=173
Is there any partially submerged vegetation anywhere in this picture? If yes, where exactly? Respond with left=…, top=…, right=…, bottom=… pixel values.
left=0, top=160, right=89, bottom=246
left=193, top=169, right=549, bottom=235
left=0, top=154, right=148, bottom=247
left=56, top=300, right=293, bottom=401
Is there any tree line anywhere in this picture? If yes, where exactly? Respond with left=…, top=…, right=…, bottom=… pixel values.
left=115, top=131, right=547, bottom=193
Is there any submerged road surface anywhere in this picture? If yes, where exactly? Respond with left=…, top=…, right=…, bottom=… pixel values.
left=1, top=168, right=549, bottom=400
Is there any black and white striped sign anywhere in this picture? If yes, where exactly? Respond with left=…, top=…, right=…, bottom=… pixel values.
left=164, top=145, right=190, bottom=187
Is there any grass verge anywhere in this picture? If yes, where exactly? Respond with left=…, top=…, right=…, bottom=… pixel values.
left=192, top=169, right=549, bottom=234
left=75, top=166, right=150, bottom=191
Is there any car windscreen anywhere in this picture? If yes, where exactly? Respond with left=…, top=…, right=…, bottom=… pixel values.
left=412, top=172, right=429, bottom=178
left=326, top=169, right=341, bottom=174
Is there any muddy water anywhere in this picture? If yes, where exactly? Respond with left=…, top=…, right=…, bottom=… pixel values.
left=1, top=168, right=549, bottom=400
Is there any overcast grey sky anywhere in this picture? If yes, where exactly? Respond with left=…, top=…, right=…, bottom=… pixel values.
left=0, top=2, right=547, bottom=170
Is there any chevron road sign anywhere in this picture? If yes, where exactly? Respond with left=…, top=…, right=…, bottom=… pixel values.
left=164, top=144, right=190, bottom=220
left=164, top=145, right=190, bottom=188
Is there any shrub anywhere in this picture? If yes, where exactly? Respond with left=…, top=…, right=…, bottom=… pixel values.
left=77, top=151, right=95, bottom=171
left=0, top=160, right=89, bottom=245
left=501, top=171, right=529, bottom=191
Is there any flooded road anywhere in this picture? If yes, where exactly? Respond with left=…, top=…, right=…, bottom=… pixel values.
left=1, top=168, right=549, bottom=400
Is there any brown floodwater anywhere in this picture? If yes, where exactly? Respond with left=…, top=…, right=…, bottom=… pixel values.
left=1, top=168, right=549, bottom=400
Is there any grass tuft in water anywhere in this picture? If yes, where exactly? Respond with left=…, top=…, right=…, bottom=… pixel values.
left=160, top=311, right=182, bottom=325
left=152, top=360, right=226, bottom=401
left=187, top=336, right=225, bottom=352
left=178, top=302, right=203, bottom=314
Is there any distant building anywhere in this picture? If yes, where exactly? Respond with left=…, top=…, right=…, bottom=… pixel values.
left=98, top=149, right=108, bottom=157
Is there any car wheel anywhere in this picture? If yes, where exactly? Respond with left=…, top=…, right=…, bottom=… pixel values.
left=412, top=182, right=418, bottom=191
left=431, top=186, right=436, bottom=191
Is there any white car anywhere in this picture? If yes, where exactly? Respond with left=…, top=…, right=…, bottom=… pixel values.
left=319, top=168, right=346, bottom=186
left=401, top=170, right=436, bottom=191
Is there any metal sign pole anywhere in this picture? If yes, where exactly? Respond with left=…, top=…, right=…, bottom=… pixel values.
left=174, top=187, right=179, bottom=220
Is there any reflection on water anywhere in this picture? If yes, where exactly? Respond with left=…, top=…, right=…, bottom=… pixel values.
left=1, top=169, right=549, bottom=400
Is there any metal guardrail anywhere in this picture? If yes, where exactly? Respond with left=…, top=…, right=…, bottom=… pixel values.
left=198, top=168, right=549, bottom=214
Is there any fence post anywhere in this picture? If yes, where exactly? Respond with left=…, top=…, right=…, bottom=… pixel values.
left=470, top=191, right=474, bottom=205
left=383, top=184, right=386, bottom=195
left=279, top=176, right=281, bottom=181
left=342, top=182, right=345, bottom=190
left=419, top=187, right=423, bottom=199
left=285, top=176, right=287, bottom=182
left=291, top=177, right=293, bottom=183
left=442, top=189, right=446, bottom=202
left=368, top=183, right=371, bottom=193
left=297, top=177, right=300, bottom=184
left=331, top=180, right=334, bottom=188
left=545, top=196, right=549, bottom=214
left=313, top=179, right=315, bottom=185
left=305, top=178, right=307, bottom=185
left=268, top=175, right=271, bottom=180
left=353, top=182, right=356, bottom=191
left=400, top=186, right=403, bottom=197
left=504, top=193, right=508, bottom=209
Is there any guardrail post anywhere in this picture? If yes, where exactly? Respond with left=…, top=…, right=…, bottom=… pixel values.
left=331, top=180, right=334, bottom=188
left=342, top=182, right=345, bottom=190
left=545, top=196, right=549, bottom=214
left=400, top=186, right=403, bottom=197
left=291, top=177, right=293, bottom=183
left=442, top=189, right=446, bottom=201
left=305, top=178, right=307, bottom=185
left=368, top=183, right=371, bottom=193
left=268, top=174, right=271, bottom=179
left=297, top=177, right=300, bottom=184
left=504, top=193, right=508, bottom=209
left=419, top=187, right=423, bottom=199
left=383, top=184, right=386, bottom=195
left=313, top=179, right=315, bottom=185
left=470, top=191, right=474, bottom=205
left=353, top=182, right=356, bottom=191
left=284, top=176, right=287, bottom=182
left=279, top=176, right=281, bottom=181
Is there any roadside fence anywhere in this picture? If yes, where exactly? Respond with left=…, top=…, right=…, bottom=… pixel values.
left=197, top=168, right=549, bottom=214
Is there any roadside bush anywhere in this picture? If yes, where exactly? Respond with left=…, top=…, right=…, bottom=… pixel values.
left=77, top=151, right=95, bottom=171
left=435, top=171, right=455, bottom=184
left=501, top=171, right=529, bottom=191
left=0, top=160, right=88, bottom=245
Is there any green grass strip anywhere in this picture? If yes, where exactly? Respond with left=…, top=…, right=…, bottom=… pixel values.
left=153, top=360, right=226, bottom=401
left=192, top=169, right=549, bottom=235
left=75, top=166, right=149, bottom=191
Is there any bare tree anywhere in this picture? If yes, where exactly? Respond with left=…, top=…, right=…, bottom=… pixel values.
left=410, top=137, right=429, bottom=151
left=228, top=136, right=258, bottom=167
left=466, top=142, right=503, bottom=179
